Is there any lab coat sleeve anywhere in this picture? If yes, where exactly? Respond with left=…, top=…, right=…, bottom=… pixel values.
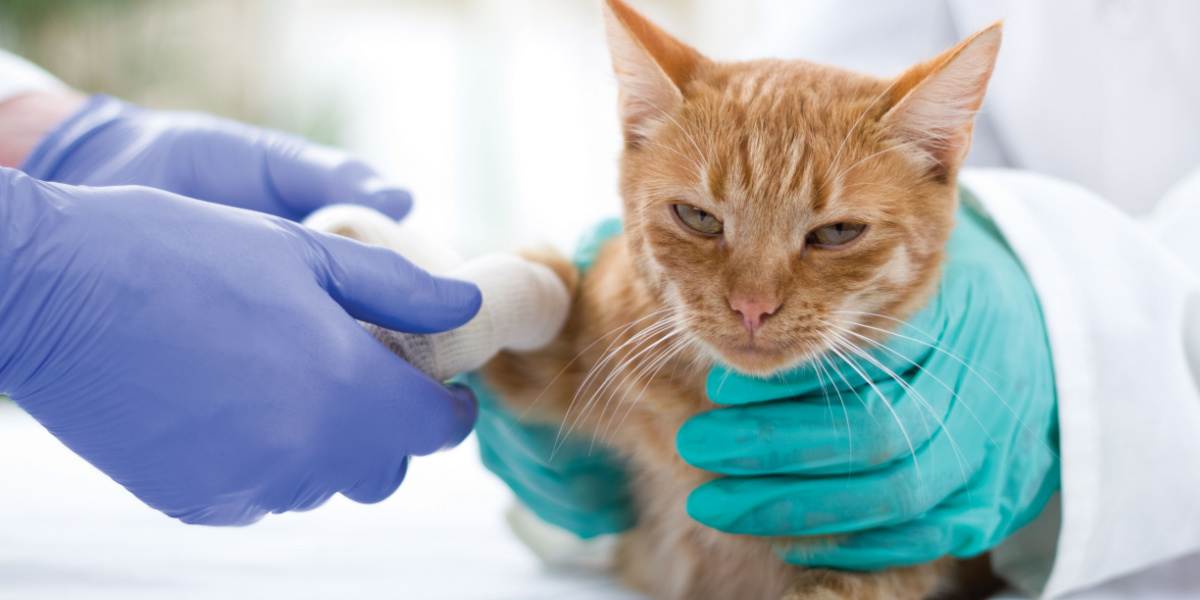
left=960, top=169, right=1200, bottom=599
left=0, top=49, right=65, bottom=104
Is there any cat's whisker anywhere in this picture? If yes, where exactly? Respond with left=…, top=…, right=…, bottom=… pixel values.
left=823, top=341, right=923, bottom=481
left=828, top=315, right=1059, bottom=459
left=662, top=116, right=709, bottom=174
left=567, top=318, right=688, bottom=452
left=833, top=309, right=1005, bottom=386
left=825, top=138, right=933, bottom=194
left=554, top=317, right=678, bottom=456
left=830, top=310, right=1043, bottom=453
left=833, top=181, right=914, bottom=196
left=526, top=307, right=674, bottom=421
left=809, top=348, right=853, bottom=474
left=601, top=334, right=696, bottom=446
left=821, top=79, right=902, bottom=189
left=560, top=314, right=674, bottom=433
left=823, top=325, right=972, bottom=490
left=593, top=330, right=685, bottom=444
left=816, top=349, right=883, bottom=431
left=645, top=139, right=706, bottom=178
left=563, top=321, right=674, bottom=429
left=587, top=322, right=690, bottom=448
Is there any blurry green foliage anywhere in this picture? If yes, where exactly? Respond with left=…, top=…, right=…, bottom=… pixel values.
left=0, top=0, right=343, bottom=144
left=0, top=0, right=144, bottom=40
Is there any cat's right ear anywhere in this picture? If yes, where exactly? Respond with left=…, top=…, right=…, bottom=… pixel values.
left=603, top=0, right=706, bottom=145
left=881, top=22, right=1003, bottom=178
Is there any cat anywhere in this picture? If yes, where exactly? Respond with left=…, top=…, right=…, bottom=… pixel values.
left=481, top=1, right=1002, bottom=598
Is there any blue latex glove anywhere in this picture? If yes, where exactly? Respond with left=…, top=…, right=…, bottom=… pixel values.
left=678, top=203, right=1060, bottom=570
left=21, top=95, right=412, bottom=221
left=0, top=167, right=481, bottom=525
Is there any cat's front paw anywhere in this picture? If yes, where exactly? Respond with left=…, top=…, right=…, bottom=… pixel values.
left=519, top=246, right=580, bottom=298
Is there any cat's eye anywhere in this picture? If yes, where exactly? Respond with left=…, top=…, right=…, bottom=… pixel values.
left=672, top=204, right=723, bottom=237
left=807, top=222, right=867, bottom=248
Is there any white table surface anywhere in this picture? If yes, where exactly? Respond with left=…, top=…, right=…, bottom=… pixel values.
left=0, top=402, right=644, bottom=600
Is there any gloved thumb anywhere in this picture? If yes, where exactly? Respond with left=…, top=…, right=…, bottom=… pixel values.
left=310, top=230, right=482, bottom=333
left=264, top=139, right=413, bottom=220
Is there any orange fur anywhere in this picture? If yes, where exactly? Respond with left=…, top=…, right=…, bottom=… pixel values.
left=483, top=2, right=1002, bottom=598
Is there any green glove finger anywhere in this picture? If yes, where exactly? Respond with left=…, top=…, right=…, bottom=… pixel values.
left=475, top=417, right=631, bottom=511
left=686, top=384, right=992, bottom=537
left=776, top=465, right=1058, bottom=571
left=681, top=339, right=977, bottom=476
left=679, top=378, right=931, bottom=476
left=477, top=432, right=633, bottom=538
left=466, top=372, right=636, bottom=539
left=776, top=514, right=957, bottom=571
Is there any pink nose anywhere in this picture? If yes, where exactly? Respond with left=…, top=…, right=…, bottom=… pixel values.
left=729, top=296, right=781, bottom=335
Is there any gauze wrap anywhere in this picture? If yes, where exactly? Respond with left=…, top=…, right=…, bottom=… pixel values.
left=304, top=205, right=570, bottom=381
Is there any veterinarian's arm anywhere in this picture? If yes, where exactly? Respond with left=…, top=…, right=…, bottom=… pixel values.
left=4, top=93, right=412, bottom=221
left=0, top=166, right=481, bottom=524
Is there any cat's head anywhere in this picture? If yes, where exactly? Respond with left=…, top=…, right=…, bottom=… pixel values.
left=604, top=0, right=1000, bottom=376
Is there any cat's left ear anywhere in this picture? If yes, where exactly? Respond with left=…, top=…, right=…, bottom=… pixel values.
left=882, top=22, right=1003, bottom=176
left=603, top=0, right=708, bottom=145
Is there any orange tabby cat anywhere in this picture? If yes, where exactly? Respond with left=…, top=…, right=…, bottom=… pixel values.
left=482, top=1, right=1002, bottom=598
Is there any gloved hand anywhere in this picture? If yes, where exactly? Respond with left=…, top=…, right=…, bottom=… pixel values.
left=0, top=167, right=481, bottom=525
left=467, top=374, right=635, bottom=539
left=21, top=95, right=411, bottom=221
left=678, top=204, right=1060, bottom=570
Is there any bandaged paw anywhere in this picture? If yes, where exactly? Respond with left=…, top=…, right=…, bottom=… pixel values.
left=304, top=205, right=570, bottom=380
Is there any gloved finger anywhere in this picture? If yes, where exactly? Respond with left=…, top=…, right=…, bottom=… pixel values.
left=685, top=407, right=985, bottom=537
left=170, top=501, right=269, bottom=527
left=345, top=334, right=479, bottom=456
left=469, top=373, right=626, bottom=472
left=261, top=138, right=414, bottom=221
left=479, top=434, right=633, bottom=539
left=774, top=481, right=1029, bottom=571
left=341, top=456, right=410, bottom=504
left=678, top=373, right=945, bottom=476
left=775, top=520, right=953, bottom=571
left=477, top=428, right=632, bottom=514
left=310, top=229, right=482, bottom=333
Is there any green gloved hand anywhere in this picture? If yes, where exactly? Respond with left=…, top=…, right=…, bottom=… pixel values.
left=678, top=202, right=1060, bottom=570
left=468, top=218, right=634, bottom=539
left=468, top=373, right=634, bottom=538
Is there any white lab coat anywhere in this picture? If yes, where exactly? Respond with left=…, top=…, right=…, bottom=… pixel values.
left=718, top=1, right=1200, bottom=597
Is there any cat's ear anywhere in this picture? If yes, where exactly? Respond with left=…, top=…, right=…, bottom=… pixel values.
left=603, top=0, right=706, bottom=144
left=882, top=22, right=1003, bottom=176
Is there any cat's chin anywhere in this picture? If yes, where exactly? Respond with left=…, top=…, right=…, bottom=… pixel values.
left=713, top=343, right=802, bottom=377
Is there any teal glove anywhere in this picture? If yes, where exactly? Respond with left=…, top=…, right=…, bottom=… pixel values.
left=678, top=202, right=1060, bottom=570
left=468, top=373, right=635, bottom=538
left=468, top=217, right=634, bottom=539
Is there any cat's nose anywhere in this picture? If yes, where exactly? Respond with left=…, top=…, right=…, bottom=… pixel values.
left=729, top=296, right=781, bottom=335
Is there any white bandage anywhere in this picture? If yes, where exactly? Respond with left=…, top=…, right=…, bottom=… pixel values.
left=304, top=205, right=570, bottom=380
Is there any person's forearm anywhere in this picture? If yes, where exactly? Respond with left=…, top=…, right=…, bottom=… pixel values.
left=0, top=91, right=85, bottom=169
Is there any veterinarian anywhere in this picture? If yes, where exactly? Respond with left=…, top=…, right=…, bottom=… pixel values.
left=476, top=2, right=1200, bottom=599
left=0, top=50, right=482, bottom=525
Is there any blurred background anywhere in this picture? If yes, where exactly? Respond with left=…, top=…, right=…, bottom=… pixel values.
left=0, top=3, right=838, bottom=597
left=0, top=0, right=793, bottom=256
left=0, top=0, right=1020, bottom=254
